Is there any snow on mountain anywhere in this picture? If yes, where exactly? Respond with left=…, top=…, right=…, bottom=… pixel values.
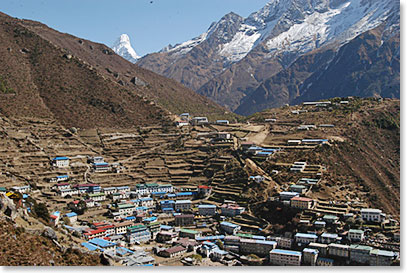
left=154, top=0, right=397, bottom=65
left=111, top=34, right=140, bottom=63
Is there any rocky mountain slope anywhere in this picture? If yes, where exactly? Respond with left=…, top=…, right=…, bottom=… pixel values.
left=135, top=0, right=399, bottom=115
left=0, top=12, right=230, bottom=129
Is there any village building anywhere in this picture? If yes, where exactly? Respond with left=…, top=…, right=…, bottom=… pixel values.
left=308, top=242, right=329, bottom=256
left=240, top=239, right=277, bottom=256
left=159, top=246, right=186, bottom=258
left=197, top=185, right=212, bottom=196
left=290, top=196, right=313, bottom=209
left=126, top=224, right=151, bottom=244
left=249, top=175, right=265, bottom=183
left=303, top=248, right=319, bottom=265
left=50, top=211, right=61, bottom=226
left=179, top=229, right=201, bottom=239
left=160, top=200, right=175, bottom=210
left=60, top=188, right=79, bottom=198
left=328, top=243, right=349, bottom=258
left=175, top=237, right=200, bottom=251
left=175, top=192, right=194, bottom=200
left=289, top=184, right=307, bottom=194
left=174, top=214, right=194, bottom=226
left=212, top=249, right=229, bottom=261
left=50, top=175, right=69, bottom=183
left=314, top=221, right=326, bottom=229
left=114, top=221, right=134, bottom=235
left=88, top=238, right=116, bottom=252
left=174, top=200, right=192, bottom=211
left=84, top=229, right=106, bottom=240
left=198, top=204, right=217, bottom=216
left=287, top=140, right=302, bottom=146
left=280, top=191, right=300, bottom=201
left=88, top=193, right=106, bottom=202
left=55, top=183, right=70, bottom=191
left=216, top=120, right=230, bottom=125
left=220, top=221, right=241, bottom=235
left=93, top=162, right=111, bottom=172
left=323, top=215, right=339, bottom=224
left=361, top=208, right=384, bottom=223
left=156, top=231, right=176, bottom=243
left=369, top=249, right=396, bottom=266
left=350, top=245, right=373, bottom=265
left=52, top=157, right=70, bottom=168
left=348, top=229, right=365, bottom=242
left=112, top=192, right=127, bottom=201
left=316, top=257, right=334, bottom=266
left=176, top=121, right=189, bottom=127
left=65, top=212, right=78, bottom=224
left=268, top=236, right=293, bottom=249
left=179, top=113, right=190, bottom=120
left=295, top=233, right=318, bottom=245
left=320, top=233, right=339, bottom=244
left=191, top=117, right=208, bottom=125
left=220, top=203, right=245, bottom=217
left=116, top=203, right=136, bottom=217
left=11, top=185, right=31, bottom=194
left=269, top=249, right=302, bottom=266
left=138, top=197, right=154, bottom=208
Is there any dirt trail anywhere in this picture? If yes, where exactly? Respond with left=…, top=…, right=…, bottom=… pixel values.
left=247, top=125, right=269, bottom=145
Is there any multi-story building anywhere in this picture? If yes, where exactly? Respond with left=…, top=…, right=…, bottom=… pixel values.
left=220, top=221, right=241, bottom=235
left=240, top=239, right=277, bottom=257
left=290, top=196, right=313, bottom=209
left=269, top=249, right=302, bottom=266
left=52, top=157, right=70, bottom=168
left=179, top=229, right=201, bottom=240
left=328, top=243, right=349, bottom=258
left=350, top=245, right=373, bottom=265
left=114, top=221, right=134, bottom=235
left=320, top=233, right=339, bottom=244
left=303, top=248, right=319, bottom=265
left=60, top=188, right=79, bottom=197
left=198, top=204, right=217, bottom=216
left=269, top=236, right=293, bottom=249
left=117, top=203, right=136, bottom=217
left=174, top=214, right=194, bottom=226
left=126, top=224, right=151, bottom=244
left=88, top=193, right=106, bottom=202
left=316, top=257, right=334, bottom=266
left=361, top=208, right=384, bottom=223
left=103, top=187, right=117, bottom=195
left=369, top=249, right=395, bottom=266
left=295, top=233, right=318, bottom=244
left=348, top=229, right=365, bottom=242
left=220, top=203, right=245, bottom=217
left=174, top=200, right=192, bottom=211
left=160, top=200, right=175, bottom=210
left=309, top=243, right=329, bottom=257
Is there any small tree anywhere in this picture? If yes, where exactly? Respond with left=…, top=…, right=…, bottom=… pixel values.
left=34, top=203, right=49, bottom=221
left=215, top=239, right=224, bottom=250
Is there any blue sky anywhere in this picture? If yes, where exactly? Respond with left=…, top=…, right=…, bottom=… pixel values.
left=0, top=0, right=270, bottom=56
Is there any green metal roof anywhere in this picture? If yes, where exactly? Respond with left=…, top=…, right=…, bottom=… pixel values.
left=180, top=229, right=199, bottom=234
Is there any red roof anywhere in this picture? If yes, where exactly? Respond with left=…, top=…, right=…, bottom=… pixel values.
left=84, top=229, right=106, bottom=235
left=198, top=185, right=212, bottom=189
left=50, top=215, right=58, bottom=219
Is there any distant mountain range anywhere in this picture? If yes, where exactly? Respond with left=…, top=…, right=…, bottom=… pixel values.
left=0, top=12, right=230, bottom=129
left=115, top=0, right=400, bottom=115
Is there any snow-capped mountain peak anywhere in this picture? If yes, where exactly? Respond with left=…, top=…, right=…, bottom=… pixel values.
left=111, top=34, right=140, bottom=63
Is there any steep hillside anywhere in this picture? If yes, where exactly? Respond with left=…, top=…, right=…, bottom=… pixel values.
left=136, top=0, right=399, bottom=115
left=0, top=12, right=230, bottom=129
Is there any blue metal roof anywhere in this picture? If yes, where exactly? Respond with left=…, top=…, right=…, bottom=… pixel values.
left=270, top=249, right=302, bottom=256
left=160, top=225, right=173, bottom=230
left=125, top=216, right=136, bottom=220
left=53, top=157, right=69, bottom=161
left=252, top=235, right=266, bottom=240
left=88, top=238, right=116, bottom=248
left=303, top=248, right=319, bottom=254
left=221, top=221, right=240, bottom=228
left=321, top=233, right=338, bottom=238
left=81, top=242, right=103, bottom=251
left=65, top=212, right=77, bottom=217
left=160, top=200, right=175, bottom=204
left=163, top=208, right=174, bottom=211
left=57, top=175, right=69, bottom=179
left=176, top=192, right=193, bottom=196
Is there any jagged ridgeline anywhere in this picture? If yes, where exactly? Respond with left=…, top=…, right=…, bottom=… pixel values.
left=136, top=0, right=399, bottom=115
